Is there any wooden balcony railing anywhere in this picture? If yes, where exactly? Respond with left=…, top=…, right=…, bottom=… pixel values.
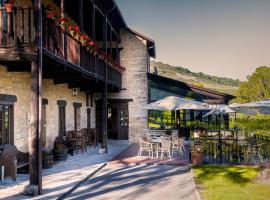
left=0, top=6, right=122, bottom=87
left=0, top=7, right=35, bottom=47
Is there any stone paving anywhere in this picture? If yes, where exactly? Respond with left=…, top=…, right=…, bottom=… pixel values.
left=65, top=163, right=200, bottom=200
left=0, top=140, right=129, bottom=200
left=109, top=142, right=190, bottom=165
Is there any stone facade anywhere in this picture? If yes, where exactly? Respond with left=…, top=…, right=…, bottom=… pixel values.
left=0, top=65, right=96, bottom=152
left=109, top=29, right=150, bottom=142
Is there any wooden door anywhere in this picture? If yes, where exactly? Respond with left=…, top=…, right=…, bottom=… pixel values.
left=118, top=103, right=129, bottom=140
left=107, top=103, right=118, bottom=139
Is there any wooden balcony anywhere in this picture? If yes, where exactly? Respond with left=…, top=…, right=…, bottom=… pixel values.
left=0, top=6, right=122, bottom=89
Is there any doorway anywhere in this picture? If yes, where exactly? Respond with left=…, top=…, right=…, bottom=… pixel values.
left=96, top=100, right=129, bottom=140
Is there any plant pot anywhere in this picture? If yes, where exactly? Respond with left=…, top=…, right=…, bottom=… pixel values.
left=192, top=152, right=204, bottom=165
left=53, top=149, right=67, bottom=161
left=42, top=154, right=54, bottom=169
left=5, top=4, right=14, bottom=13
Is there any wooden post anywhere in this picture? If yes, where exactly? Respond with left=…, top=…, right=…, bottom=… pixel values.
left=176, top=110, right=181, bottom=129
left=101, top=16, right=108, bottom=153
left=7, top=12, right=12, bottom=45
left=0, top=9, right=3, bottom=46
left=24, top=0, right=42, bottom=196
left=91, top=3, right=96, bottom=74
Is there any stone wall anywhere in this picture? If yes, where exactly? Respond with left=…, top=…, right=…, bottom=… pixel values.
left=109, top=29, right=150, bottom=142
left=0, top=65, right=95, bottom=152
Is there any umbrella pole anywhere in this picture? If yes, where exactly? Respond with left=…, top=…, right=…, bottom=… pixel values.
left=219, top=114, right=223, bottom=163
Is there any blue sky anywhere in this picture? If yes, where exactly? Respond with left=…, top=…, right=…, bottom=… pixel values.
left=116, top=0, right=270, bottom=80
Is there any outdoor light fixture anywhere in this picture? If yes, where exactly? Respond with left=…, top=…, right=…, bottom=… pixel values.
left=72, top=89, right=78, bottom=97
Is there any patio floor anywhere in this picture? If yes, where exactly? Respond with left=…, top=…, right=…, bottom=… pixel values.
left=0, top=140, right=129, bottom=200
left=64, top=163, right=200, bottom=200
left=109, top=141, right=190, bottom=166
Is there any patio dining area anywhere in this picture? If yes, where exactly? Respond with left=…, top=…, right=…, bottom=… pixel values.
left=192, top=129, right=270, bottom=165
left=109, top=130, right=190, bottom=166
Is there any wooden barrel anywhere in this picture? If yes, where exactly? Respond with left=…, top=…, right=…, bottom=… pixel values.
left=42, top=155, right=54, bottom=169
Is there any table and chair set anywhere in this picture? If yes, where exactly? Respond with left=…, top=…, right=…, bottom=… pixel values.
left=57, top=128, right=100, bottom=155
left=137, top=130, right=186, bottom=159
left=192, top=129, right=269, bottom=164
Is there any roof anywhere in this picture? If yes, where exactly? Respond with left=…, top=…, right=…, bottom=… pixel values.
left=111, top=0, right=128, bottom=28
left=147, top=73, right=236, bottom=104
left=127, top=28, right=156, bottom=58
left=108, top=1, right=156, bottom=58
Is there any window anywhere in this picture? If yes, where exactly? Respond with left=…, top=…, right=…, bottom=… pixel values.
left=0, top=104, right=13, bottom=145
left=57, top=100, right=67, bottom=136
left=73, top=103, right=82, bottom=131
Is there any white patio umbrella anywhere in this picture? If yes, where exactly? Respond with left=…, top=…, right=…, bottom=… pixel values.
left=143, top=96, right=211, bottom=111
left=203, top=104, right=235, bottom=118
left=229, top=99, right=270, bottom=115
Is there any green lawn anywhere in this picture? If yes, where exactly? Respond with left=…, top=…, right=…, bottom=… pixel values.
left=193, top=165, right=270, bottom=200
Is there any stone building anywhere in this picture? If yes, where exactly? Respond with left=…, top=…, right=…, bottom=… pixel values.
left=0, top=0, right=234, bottom=154
left=0, top=0, right=156, bottom=154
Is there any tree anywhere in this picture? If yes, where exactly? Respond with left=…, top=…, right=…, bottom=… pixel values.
left=235, top=66, right=270, bottom=103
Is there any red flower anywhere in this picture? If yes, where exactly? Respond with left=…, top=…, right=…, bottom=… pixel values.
left=60, top=18, right=67, bottom=23
left=88, top=41, right=94, bottom=46
left=47, top=12, right=57, bottom=19
left=6, top=0, right=15, bottom=4
left=81, top=35, right=89, bottom=40
left=68, top=25, right=73, bottom=31
left=75, top=26, right=81, bottom=34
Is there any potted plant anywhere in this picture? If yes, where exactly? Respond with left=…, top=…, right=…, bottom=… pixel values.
left=53, top=144, right=68, bottom=161
left=192, top=144, right=204, bottom=165
left=42, top=148, right=54, bottom=169
left=4, top=0, right=15, bottom=13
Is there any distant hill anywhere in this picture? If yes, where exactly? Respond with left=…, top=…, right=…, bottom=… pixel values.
left=150, top=61, right=240, bottom=95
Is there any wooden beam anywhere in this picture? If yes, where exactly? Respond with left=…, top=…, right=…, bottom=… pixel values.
left=0, top=45, right=37, bottom=61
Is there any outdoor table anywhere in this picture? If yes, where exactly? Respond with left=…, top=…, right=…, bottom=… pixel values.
left=149, top=138, right=161, bottom=158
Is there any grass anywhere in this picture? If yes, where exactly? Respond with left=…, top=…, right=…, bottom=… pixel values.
left=193, top=165, right=270, bottom=200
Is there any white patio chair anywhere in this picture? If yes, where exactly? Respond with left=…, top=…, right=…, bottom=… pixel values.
left=137, top=140, right=153, bottom=157
left=171, top=139, right=184, bottom=157
left=157, top=138, right=171, bottom=159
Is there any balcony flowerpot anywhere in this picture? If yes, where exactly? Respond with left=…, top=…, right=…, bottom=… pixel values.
left=5, top=3, right=14, bottom=13
left=192, top=152, right=204, bottom=165
left=191, top=144, right=204, bottom=165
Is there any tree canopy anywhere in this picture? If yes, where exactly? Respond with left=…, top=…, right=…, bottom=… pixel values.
left=235, top=66, right=270, bottom=103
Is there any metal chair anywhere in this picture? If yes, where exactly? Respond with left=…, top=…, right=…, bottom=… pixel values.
left=138, top=140, right=154, bottom=157
left=171, top=138, right=184, bottom=157
left=157, top=138, right=171, bottom=159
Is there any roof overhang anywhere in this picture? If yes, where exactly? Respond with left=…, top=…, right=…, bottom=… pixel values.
left=147, top=73, right=236, bottom=103
left=127, top=28, right=156, bottom=58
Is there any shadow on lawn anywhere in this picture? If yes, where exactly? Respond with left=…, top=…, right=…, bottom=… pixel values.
left=193, top=165, right=261, bottom=185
